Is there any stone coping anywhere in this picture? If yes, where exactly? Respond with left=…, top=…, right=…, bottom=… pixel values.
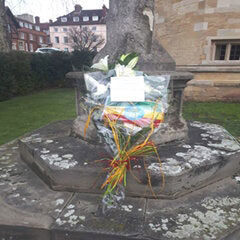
left=66, top=71, right=193, bottom=81
left=18, top=120, right=240, bottom=199
left=187, top=80, right=240, bottom=87
left=177, top=65, right=240, bottom=73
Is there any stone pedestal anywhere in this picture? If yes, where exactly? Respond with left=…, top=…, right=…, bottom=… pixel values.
left=67, top=71, right=194, bottom=146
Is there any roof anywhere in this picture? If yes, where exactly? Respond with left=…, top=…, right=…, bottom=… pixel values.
left=5, top=7, right=19, bottom=28
left=50, top=8, right=107, bottom=27
left=16, top=17, right=35, bottom=25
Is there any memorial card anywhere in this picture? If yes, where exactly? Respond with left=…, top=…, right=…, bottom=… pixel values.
left=110, top=76, right=145, bottom=102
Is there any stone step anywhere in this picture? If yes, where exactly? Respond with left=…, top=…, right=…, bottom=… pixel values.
left=18, top=120, right=240, bottom=199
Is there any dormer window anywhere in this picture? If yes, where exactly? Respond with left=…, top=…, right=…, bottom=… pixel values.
left=35, top=26, right=40, bottom=31
left=83, top=16, right=89, bottom=22
left=92, top=16, right=99, bottom=21
left=19, top=21, right=23, bottom=27
left=61, top=17, right=67, bottom=23
left=73, top=16, right=79, bottom=22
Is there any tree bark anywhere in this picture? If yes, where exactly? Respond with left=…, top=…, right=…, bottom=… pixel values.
left=0, top=0, right=11, bottom=52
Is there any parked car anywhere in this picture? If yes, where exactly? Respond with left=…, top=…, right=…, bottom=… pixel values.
left=35, top=47, right=61, bottom=54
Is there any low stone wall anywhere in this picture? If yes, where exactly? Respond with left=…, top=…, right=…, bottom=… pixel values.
left=184, top=79, right=240, bottom=102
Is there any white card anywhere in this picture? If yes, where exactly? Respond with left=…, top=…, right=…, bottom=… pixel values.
left=110, top=76, right=145, bottom=102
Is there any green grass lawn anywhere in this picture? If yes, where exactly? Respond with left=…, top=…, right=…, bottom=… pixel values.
left=0, top=88, right=76, bottom=145
left=183, top=102, right=240, bottom=139
left=0, top=88, right=239, bottom=145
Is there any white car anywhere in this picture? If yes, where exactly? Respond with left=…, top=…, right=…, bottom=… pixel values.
left=35, top=47, right=61, bottom=54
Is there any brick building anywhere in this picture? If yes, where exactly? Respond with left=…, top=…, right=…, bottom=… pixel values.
left=36, top=16, right=52, bottom=46
left=49, top=4, right=107, bottom=52
left=155, top=0, right=240, bottom=101
left=10, top=13, right=47, bottom=52
left=5, top=7, right=19, bottom=49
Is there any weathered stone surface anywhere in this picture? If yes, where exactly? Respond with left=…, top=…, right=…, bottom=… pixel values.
left=19, top=120, right=108, bottom=193
left=1, top=139, right=240, bottom=239
left=0, top=141, right=72, bottom=239
left=52, top=194, right=146, bottom=240
left=94, top=0, right=176, bottom=72
left=184, top=83, right=240, bottom=102
left=19, top=120, right=240, bottom=199
left=144, top=177, right=240, bottom=240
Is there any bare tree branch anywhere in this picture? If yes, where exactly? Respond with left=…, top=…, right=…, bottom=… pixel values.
left=68, top=27, right=105, bottom=52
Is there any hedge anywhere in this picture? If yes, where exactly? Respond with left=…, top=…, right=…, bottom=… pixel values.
left=0, top=50, right=95, bottom=101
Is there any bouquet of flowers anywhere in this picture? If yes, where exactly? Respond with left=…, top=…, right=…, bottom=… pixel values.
left=84, top=53, right=170, bottom=208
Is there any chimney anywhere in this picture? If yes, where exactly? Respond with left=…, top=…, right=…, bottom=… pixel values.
left=49, top=19, right=53, bottom=24
left=35, top=16, right=40, bottom=24
left=102, top=4, right=108, bottom=17
left=74, top=4, right=82, bottom=12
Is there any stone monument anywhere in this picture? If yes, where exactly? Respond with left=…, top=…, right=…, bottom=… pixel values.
left=70, top=0, right=194, bottom=146
left=1, top=1, right=240, bottom=239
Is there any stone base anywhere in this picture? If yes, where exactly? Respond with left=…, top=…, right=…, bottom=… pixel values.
left=18, top=120, right=240, bottom=199
left=184, top=80, right=240, bottom=102
left=0, top=140, right=240, bottom=239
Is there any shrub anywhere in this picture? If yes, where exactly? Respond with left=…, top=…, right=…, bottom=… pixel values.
left=0, top=50, right=94, bottom=101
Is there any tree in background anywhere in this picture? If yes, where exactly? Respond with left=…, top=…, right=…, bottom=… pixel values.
left=68, top=27, right=105, bottom=52
left=0, top=0, right=10, bottom=52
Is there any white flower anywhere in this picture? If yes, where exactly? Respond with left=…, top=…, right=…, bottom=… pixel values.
left=91, top=55, right=109, bottom=72
left=115, top=64, right=136, bottom=77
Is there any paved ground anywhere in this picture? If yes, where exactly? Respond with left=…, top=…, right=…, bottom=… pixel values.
left=0, top=128, right=240, bottom=239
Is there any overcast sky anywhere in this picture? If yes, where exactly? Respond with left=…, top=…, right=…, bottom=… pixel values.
left=6, top=0, right=109, bottom=22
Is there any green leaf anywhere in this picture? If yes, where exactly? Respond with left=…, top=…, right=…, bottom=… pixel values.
left=127, top=56, right=139, bottom=69
left=122, top=53, right=138, bottom=66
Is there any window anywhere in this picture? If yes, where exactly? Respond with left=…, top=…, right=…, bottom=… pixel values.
left=19, top=21, right=23, bottom=27
left=30, top=43, right=33, bottom=52
left=54, top=28, right=58, bottom=32
left=18, top=41, right=24, bottom=51
left=83, top=26, right=88, bottom=31
left=83, top=16, right=89, bottom=22
left=64, top=36, right=68, bottom=43
left=61, top=17, right=67, bottom=22
left=55, top=36, right=59, bottom=43
left=19, top=32, right=24, bottom=40
left=7, top=24, right=11, bottom=33
left=64, top=48, right=69, bottom=52
left=63, top=28, right=68, bottom=32
left=44, top=30, right=50, bottom=35
left=215, top=44, right=227, bottom=60
left=29, top=24, right=33, bottom=30
left=12, top=42, right=17, bottom=50
left=25, top=43, right=28, bottom=51
left=29, top=34, right=33, bottom=41
left=35, top=26, right=40, bottom=31
left=230, top=45, right=240, bottom=60
left=73, top=16, right=79, bottom=22
left=92, top=26, right=97, bottom=31
left=39, top=36, right=43, bottom=43
left=24, top=22, right=29, bottom=28
left=213, top=40, right=240, bottom=61
left=92, top=16, right=99, bottom=21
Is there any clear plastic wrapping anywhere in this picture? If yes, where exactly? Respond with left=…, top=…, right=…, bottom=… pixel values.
left=84, top=70, right=170, bottom=153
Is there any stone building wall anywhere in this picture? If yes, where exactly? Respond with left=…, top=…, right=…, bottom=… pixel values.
left=155, top=0, right=240, bottom=65
left=154, top=0, right=240, bottom=101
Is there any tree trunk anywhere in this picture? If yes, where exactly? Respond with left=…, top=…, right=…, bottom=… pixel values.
left=0, top=0, right=10, bottom=52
